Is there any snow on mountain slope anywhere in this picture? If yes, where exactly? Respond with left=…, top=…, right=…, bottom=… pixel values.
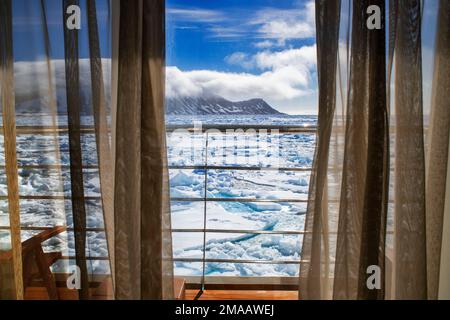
left=13, top=60, right=283, bottom=116
left=13, top=59, right=109, bottom=115
left=166, top=95, right=284, bottom=115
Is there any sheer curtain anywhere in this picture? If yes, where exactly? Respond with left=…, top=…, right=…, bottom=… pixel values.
left=299, top=0, right=341, bottom=300
left=113, top=0, right=174, bottom=300
left=425, top=0, right=450, bottom=300
left=86, top=0, right=115, bottom=297
left=393, top=0, right=428, bottom=300
left=0, top=0, right=173, bottom=300
left=333, top=0, right=389, bottom=300
left=0, top=0, right=23, bottom=300
left=63, top=0, right=91, bottom=299
left=300, top=0, right=449, bottom=300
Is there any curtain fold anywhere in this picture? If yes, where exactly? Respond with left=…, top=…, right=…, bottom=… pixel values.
left=393, top=0, right=427, bottom=300
left=299, top=0, right=341, bottom=300
left=425, top=0, right=450, bottom=300
left=114, top=0, right=174, bottom=300
left=1, top=0, right=173, bottom=301
left=301, top=0, right=446, bottom=300
left=0, top=0, right=24, bottom=300
left=141, top=0, right=174, bottom=300
left=301, top=0, right=390, bottom=300
left=87, top=0, right=115, bottom=295
left=438, top=142, right=450, bottom=299
left=40, top=0, right=64, bottom=178
left=114, top=0, right=143, bottom=299
left=333, top=0, right=388, bottom=300
left=62, top=0, right=90, bottom=300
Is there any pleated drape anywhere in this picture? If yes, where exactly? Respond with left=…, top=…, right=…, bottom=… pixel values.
left=439, top=143, right=450, bottom=299
left=299, top=0, right=449, bottom=300
left=333, top=0, right=388, bottom=300
left=62, top=0, right=90, bottom=300
left=300, top=0, right=390, bottom=300
left=114, top=0, right=174, bottom=300
left=425, top=0, right=450, bottom=300
left=393, top=0, right=427, bottom=300
left=0, top=0, right=24, bottom=300
left=40, top=0, right=64, bottom=174
left=0, top=0, right=175, bottom=301
left=299, top=0, right=341, bottom=300
left=87, top=0, right=115, bottom=294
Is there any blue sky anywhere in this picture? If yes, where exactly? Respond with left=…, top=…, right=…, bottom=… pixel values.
left=167, top=0, right=315, bottom=72
left=12, top=0, right=111, bottom=61
left=11, top=0, right=439, bottom=116
left=11, top=0, right=318, bottom=114
left=166, top=0, right=318, bottom=114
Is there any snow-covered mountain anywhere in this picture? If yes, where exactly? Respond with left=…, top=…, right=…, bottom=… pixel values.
left=13, top=60, right=283, bottom=116
left=166, top=95, right=284, bottom=115
left=14, top=60, right=107, bottom=116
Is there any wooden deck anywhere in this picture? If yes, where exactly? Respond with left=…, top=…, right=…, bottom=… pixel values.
left=24, top=284, right=298, bottom=300
left=23, top=276, right=297, bottom=300
left=25, top=288, right=297, bottom=300
left=186, top=290, right=298, bottom=300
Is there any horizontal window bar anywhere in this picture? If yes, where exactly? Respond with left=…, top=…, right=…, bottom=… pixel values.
left=6, top=126, right=96, bottom=134
left=0, top=165, right=99, bottom=170
left=171, top=197, right=308, bottom=203
left=47, top=255, right=336, bottom=265
left=172, top=229, right=394, bottom=235
left=60, top=256, right=110, bottom=261
left=173, top=258, right=303, bottom=265
left=169, top=165, right=312, bottom=172
left=0, top=226, right=105, bottom=233
left=0, top=195, right=306, bottom=203
left=58, top=256, right=306, bottom=265
left=171, top=198, right=395, bottom=204
left=0, top=164, right=312, bottom=172
left=0, top=195, right=102, bottom=201
left=172, top=229, right=305, bottom=235
left=0, top=164, right=398, bottom=173
left=1, top=226, right=392, bottom=236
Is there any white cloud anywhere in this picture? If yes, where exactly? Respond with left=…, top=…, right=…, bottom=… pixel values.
left=166, top=67, right=203, bottom=98
left=252, top=0, right=316, bottom=43
left=224, top=52, right=255, bottom=69
left=166, top=66, right=313, bottom=103
left=207, top=26, right=248, bottom=39
left=254, top=45, right=317, bottom=70
left=167, top=8, right=226, bottom=23
left=167, top=44, right=318, bottom=111
left=224, top=45, right=317, bottom=74
left=254, top=40, right=277, bottom=49
left=11, top=59, right=317, bottom=115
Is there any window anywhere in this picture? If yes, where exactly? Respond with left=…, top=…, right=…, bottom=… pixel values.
left=166, top=0, right=318, bottom=279
left=1, top=0, right=319, bottom=297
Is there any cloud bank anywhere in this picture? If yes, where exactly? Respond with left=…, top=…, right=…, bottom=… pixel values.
left=167, top=45, right=318, bottom=109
